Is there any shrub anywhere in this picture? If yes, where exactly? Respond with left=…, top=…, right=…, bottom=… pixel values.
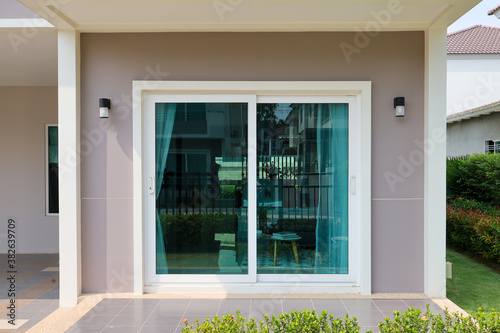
left=181, top=308, right=500, bottom=333
left=447, top=154, right=500, bottom=206
left=447, top=198, right=500, bottom=263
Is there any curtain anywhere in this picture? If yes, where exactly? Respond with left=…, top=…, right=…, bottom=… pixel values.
left=315, top=104, right=349, bottom=274
left=155, top=103, right=177, bottom=274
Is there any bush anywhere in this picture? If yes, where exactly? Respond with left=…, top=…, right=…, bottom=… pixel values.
left=181, top=310, right=360, bottom=333
left=447, top=198, right=500, bottom=263
left=158, top=213, right=238, bottom=253
left=447, top=154, right=500, bottom=205
left=181, top=308, right=500, bottom=333
left=379, top=306, right=500, bottom=333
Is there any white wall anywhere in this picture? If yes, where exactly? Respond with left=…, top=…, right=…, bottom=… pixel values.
left=447, top=112, right=500, bottom=157
left=447, top=55, right=500, bottom=115
left=0, top=86, right=59, bottom=253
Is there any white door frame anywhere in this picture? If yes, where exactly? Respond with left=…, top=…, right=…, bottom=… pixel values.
left=133, top=81, right=372, bottom=295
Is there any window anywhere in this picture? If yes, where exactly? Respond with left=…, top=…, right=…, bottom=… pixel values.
left=46, top=125, right=58, bottom=215
left=137, top=81, right=371, bottom=292
left=485, top=140, right=500, bottom=153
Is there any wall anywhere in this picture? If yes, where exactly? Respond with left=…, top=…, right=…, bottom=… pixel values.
left=0, top=86, right=58, bottom=253
left=80, top=32, right=425, bottom=293
left=447, top=112, right=500, bottom=157
left=447, top=55, right=500, bottom=115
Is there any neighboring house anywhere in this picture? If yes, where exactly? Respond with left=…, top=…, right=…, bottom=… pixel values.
left=0, top=0, right=478, bottom=307
left=447, top=100, right=500, bottom=157
left=488, top=4, right=500, bottom=18
left=447, top=25, right=500, bottom=157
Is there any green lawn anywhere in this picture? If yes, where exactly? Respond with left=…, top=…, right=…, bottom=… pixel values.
left=446, top=247, right=500, bottom=313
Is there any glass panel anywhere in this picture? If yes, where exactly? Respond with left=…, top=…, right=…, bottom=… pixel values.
left=47, top=126, right=58, bottom=214
left=256, top=103, right=349, bottom=274
left=156, top=102, right=248, bottom=274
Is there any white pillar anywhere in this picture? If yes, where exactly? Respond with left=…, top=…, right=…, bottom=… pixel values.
left=58, top=29, right=81, bottom=307
left=424, top=28, right=447, bottom=298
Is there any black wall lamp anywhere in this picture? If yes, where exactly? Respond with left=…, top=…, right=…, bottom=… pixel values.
left=99, top=98, right=111, bottom=118
left=394, top=97, right=405, bottom=117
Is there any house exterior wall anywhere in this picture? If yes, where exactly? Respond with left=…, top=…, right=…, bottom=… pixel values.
left=447, top=55, right=500, bottom=115
left=80, top=31, right=425, bottom=293
left=0, top=86, right=58, bottom=253
left=447, top=112, right=500, bottom=157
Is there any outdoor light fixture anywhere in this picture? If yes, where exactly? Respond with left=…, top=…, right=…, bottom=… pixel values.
left=394, top=97, right=405, bottom=117
left=99, top=98, right=111, bottom=118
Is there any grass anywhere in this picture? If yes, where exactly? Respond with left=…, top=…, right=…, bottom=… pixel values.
left=446, top=247, right=500, bottom=313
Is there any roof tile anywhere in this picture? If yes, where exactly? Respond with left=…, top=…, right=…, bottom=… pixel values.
left=447, top=25, right=500, bottom=54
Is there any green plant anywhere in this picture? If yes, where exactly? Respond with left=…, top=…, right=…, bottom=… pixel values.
left=181, top=308, right=500, bottom=333
left=182, top=309, right=360, bottom=332
left=447, top=198, right=500, bottom=263
left=447, top=154, right=500, bottom=206
left=218, top=185, right=236, bottom=199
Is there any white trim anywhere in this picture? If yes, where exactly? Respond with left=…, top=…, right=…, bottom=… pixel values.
left=58, top=30, right=81, bottom=307
left=45, top=124, right=58, bottom=217
left=447, top=105, right=500, bottom=123
left=132, top=81, right=372, bottom=295
left=424, top=29, right=447, bottom=298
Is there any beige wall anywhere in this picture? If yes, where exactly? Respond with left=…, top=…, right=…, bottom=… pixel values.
left=0, top=86, right=58, bottom=253
left=80, top=32, right=425, bottom=293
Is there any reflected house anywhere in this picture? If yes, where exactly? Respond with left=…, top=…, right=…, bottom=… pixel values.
left=0, top=0, right=477, bottom=307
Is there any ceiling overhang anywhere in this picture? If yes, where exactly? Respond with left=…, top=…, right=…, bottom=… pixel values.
left=17, top=0, right=480, bottom=33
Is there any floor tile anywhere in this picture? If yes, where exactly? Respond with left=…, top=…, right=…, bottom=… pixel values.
left=155, top=299, right=191, bottom=315
left=127, top=299, right=162, bottom=307
left=85, top=305, right=125, bottom=317
left=184, top=299, right=221, bottom=316
left=109, top=314, right=149, bottom=326
left=144, top=313, right=183, bottom=326
left=75, top=315, right=116, bottom=326
left=312, top=299, right=348, bottom=314
left=140, top=326, right=178, bottom=333
left=217, top=299, right=251, bottom=317
left=250, top=299, right=282, bottom=318
left=97, top=298, right=132, bottom=307
left=66, top=325, right=104, bottom=333
left=282, top=298, right=314, bottom=313
left=102, top=325, right=143, bottom=332
left=118, top=306, right=156, bottom=317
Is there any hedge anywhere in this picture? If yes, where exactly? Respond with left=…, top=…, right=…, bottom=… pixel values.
left=447, top=198, right=500, bottom=263
left=181, top=307, right=500, bottom=332
left=447, top=154, right=500, bottom=206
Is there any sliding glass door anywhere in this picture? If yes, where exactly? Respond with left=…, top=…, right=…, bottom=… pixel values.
left=145, top=94, right=356, bottom=284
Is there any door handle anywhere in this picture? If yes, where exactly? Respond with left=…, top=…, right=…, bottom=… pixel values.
left=149, top=176, right=155, bottom=194
left=350, top=176, right=356, bottom=194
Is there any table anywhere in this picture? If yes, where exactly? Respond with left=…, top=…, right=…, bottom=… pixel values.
left=259, top=234, right=302, bottom=266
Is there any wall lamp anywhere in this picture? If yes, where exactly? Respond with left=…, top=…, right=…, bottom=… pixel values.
left=99, top=98, right=111, bottom=118
left=394, top=97, right=405, bottom=117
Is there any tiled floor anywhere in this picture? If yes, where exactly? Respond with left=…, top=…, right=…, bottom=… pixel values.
left=0, top=254, right=59, bottom=332
left=0, top=254, right=451, bottom=333
left=66, top=297, right=445, bottom=333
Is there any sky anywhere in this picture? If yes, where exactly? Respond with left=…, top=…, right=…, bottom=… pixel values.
left=448, top=0, right=500, bottom=33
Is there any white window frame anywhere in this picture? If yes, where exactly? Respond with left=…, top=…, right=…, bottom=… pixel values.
left=133, top=81, right=372, bottom=295
left=45, top=124, right=58, bottom=216
left=485, top=139, right=500, bottom=153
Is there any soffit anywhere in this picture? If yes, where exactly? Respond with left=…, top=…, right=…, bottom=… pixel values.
left=17, top=0, right=480, bottom=32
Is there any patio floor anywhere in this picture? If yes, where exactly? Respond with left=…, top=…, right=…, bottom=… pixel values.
left=0, top=255, right=464, bottom=333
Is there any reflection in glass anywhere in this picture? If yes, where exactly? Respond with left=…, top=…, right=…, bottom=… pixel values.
left=47, top=126, right=58, bottom=214
left=256, top=103, right=349, bottom=274
left=155, top=103, right=248, bottom=274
